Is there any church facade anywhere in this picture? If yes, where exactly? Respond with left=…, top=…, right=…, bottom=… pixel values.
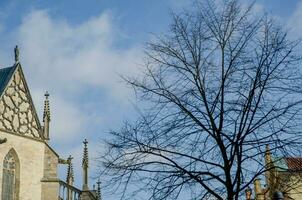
left=0, top=46, right=101, bottom=200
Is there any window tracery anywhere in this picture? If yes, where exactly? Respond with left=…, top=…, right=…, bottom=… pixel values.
left=2, top=149, right=19, bottom=200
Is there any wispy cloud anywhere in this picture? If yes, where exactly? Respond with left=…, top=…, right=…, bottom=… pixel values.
left=0, top=9, right=144, bottom=190
left=18, top=10, right=142, bottom=97
left=13, top=10, right=142, bottom=142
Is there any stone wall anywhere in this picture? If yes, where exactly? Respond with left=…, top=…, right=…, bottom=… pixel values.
left=0, top=130, right=46, bottom=200
left=42, top=145, right=58, bottom=180
left=41, top=144, right=59, bottom=200
left=284, top=175, right=302, bottom=200
left=41, top=181, right=59, bottom=200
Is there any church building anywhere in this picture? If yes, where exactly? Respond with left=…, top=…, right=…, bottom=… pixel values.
left=245, top=145, right=302, bottom=200
left=0, top=46, right=101, bottom=200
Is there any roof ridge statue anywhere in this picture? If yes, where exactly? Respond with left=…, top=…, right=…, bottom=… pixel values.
left=14, top=45, right=19, bottom=63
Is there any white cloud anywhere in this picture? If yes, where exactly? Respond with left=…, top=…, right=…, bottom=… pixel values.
left=31, top=90, right=87, bottom=142
left=5, top=9, right=145, bottom=192
left=12, top=10, right=142, bottom=143
left=18, top=10, right=142, bottom=97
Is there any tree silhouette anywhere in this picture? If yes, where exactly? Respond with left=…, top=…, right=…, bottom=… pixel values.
left=102, top=0, right=302, bottom=199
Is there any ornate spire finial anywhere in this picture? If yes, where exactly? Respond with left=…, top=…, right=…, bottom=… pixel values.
left=82, top=139, right=89, bottom=190
left=43, top=91, right=51, bottom=140
left=66, top=155, right=74, bottom=185
left=43, top=91, right=50, bottom=121
left=83, top=139, right=88, bottom=167
left=97, top=179, right=102, bottom=200
left=45, top=91, right=49, bottom=98
left=14, top=45, right=19, bottom=63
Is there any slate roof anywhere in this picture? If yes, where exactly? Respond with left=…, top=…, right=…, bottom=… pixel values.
left=0, top=65, right=16, bottom=95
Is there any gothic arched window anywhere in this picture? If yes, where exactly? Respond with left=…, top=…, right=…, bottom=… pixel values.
left=2, top=149, right=19, bottom=200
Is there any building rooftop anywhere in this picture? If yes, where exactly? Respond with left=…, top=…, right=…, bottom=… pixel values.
left=0, top=65, right=16, bottom=95
left=285, top=157, right=302, bottom=171
left=273, top=157, right=302, bottom=172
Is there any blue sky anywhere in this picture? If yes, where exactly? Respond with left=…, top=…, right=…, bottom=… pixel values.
left=0, top=0, right=301, bottom=199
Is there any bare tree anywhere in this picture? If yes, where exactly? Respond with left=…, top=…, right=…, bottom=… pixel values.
left=101, top=0, right=302, bottom=199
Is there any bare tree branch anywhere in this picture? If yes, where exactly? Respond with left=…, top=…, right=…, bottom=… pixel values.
left=100, top=0, right=302, bottom=199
